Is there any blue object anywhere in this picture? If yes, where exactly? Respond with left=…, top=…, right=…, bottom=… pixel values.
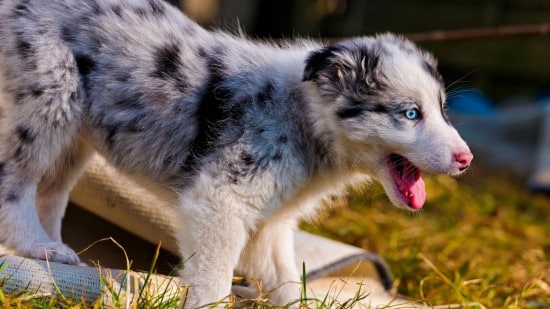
left=447, top=89, right=495, bottom=115
left=535, top=87, right=550, bottom=105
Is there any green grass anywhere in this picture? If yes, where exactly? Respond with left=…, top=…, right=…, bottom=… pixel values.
left=1, top=172, right=549, bottom=308
left=301, top=171, right=550, bottom=308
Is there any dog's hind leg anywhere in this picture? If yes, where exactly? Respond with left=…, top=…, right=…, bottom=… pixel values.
left=37, top=139, right=93, bottom=243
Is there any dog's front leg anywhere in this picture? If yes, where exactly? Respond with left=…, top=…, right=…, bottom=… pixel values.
left=176, top=190, right=248, bottom=308
left=236, top=218, right=301, bottom=306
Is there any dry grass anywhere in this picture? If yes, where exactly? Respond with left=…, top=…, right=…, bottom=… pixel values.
left=1, top=171, right=548, bottom=308
left=302, top=171, right=550, bottom=308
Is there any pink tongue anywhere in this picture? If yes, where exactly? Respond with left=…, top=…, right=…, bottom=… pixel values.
left=400, top=164, right=426, bottom=209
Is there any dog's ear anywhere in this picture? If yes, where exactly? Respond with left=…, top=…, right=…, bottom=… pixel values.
left=303, top=46, right=337, bottom=82
left=303, top=41, right=382, bottom=97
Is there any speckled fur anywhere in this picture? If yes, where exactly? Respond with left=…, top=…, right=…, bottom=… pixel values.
left=0, top=0, right=471, bottom=306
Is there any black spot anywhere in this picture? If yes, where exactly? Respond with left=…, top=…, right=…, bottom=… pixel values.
left=7, top=190, right=20, bottom=203
left=111, top=4, right=122, bottom=17
left=75, top=54, right=96, bottom=92
left=106, top=125, right=119, bottom=147
left=13, top=85, right=45, bottom=103
left=16, top=38, right=33, bottom=59
left=241, top=152, right=255, bottom=166
left=133, top=7, right=147, bottom=17
left=227, top=153, right=258, bottom=184
left=278, top=135, right=288, bottom=144
left=148, top=0, right=165, bottom=15
left=255, top=82, right=275, bottom=104
left=153, top=43, right=180, bottom=77
left=337, top=106, right=364, bottom=118
left=13, top=3, right=31, bottom=17
left=422, top=60, right=443, bottom=85
left=151, top=43, right=188, bottom=92
left=74, top=54, right=96, bottom=76
left=180, top=55, right=229, bottom=173
left=16, top=125, right=35, bottom=143
left=197, top=47, right=207, bottom=58
left=370, top=103, right=388, bottom=113
left=60, top=25, right=76, bottom=43
left=88, top=0, right=103, bottom=15
left=337, top=101, right=387, bottom=119
left=0, top=162, right=5, bottom=184
left=30, top=86, right=44, bottom=97
left=272, top=152, right=282, bottom=161
left=115, top=71, right=131, bottom=83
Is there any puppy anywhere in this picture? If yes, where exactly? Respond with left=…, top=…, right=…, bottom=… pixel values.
left=0, top=0, right=472, bottom=306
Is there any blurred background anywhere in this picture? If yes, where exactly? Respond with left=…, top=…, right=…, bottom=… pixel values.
left=176, top=0, right=550, bottom=101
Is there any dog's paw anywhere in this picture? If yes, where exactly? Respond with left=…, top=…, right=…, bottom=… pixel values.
left=23, top=242, right=80, bottom=265
left=232, top=282, right=259, bottom=300
left=267, top=282, right=301, bottom=307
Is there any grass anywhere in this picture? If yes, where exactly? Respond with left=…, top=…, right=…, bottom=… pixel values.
left=301, top=171, right=550, bottom=308
left=1, top=171, right=549, bottom=308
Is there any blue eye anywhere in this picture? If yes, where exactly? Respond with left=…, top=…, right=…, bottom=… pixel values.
left=404, top=108, right=421, bottom=120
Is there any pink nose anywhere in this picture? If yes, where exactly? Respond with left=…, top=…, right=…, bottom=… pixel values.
left=454, top=150, right=473, bottom=171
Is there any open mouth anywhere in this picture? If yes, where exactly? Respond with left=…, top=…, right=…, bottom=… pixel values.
left=386, top=154, right=426, bottom=210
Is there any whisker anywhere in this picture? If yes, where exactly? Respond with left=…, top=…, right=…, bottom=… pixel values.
left=445, top=70, right=477, bottom=92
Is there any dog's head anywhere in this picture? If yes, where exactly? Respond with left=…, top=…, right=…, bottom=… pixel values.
left=303, top=33, right=472, bottom=211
